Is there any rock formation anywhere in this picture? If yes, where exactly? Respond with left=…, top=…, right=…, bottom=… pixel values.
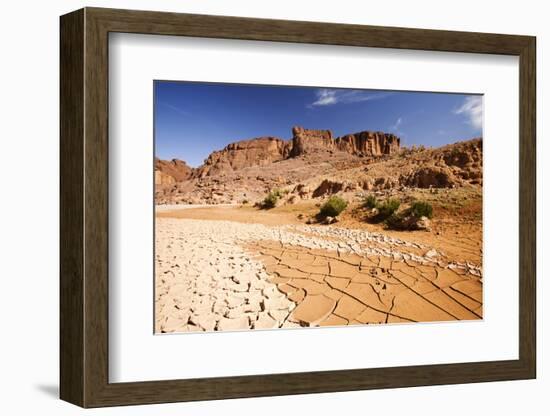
left=155, top=134, right=481, bottom=205
left=290, top=126, right=335, bottom=156
left=193, top=137, right=291, bottom=179
left=185, top=126, right=401, bottom=179
left=154, top=124, right=483, bottom=206
left=335, top=131, right=401, bottom=157
left=290, top=126, right=401, bottom=157
left=155, top=158, right=193, bottom=185
left=155, top=170, right=176, bottom=186
left=400, top=138, right=482, bottom=188
left=401, top=166, right=458, bottom=189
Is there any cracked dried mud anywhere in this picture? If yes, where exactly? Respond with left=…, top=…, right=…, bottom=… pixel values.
left=155, top=205, right=482, bottom=333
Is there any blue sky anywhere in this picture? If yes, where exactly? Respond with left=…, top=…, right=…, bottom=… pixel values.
left=154, top=81, right=482, bottom=167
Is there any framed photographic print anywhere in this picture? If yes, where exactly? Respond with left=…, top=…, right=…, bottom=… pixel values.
left=60, top=7, right=536, bottom=408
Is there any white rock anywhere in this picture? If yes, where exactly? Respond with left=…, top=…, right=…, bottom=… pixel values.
left=425, top=248, right=439, bottom=258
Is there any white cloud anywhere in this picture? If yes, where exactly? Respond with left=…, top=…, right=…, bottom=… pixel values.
left=310, top=89, right=391, bottom=107
left=160, top=101, right=190, bottom=116
left=390, top=117, right=402, bottom=131
left=454, top=96, right=483, bottom=130
left=311, top=89, right=338, bottom=106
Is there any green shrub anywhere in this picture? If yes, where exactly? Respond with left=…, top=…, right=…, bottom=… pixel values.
left=319, top=196, right=348, bottom=217
left=410, top=200, right=433, bottom=219
left=383, top=213, right=403, bottom=229
left=262, top=191, right=280, bottom=209
left=377, top=198, right=401, bottom=220
left=363, top=194, right=378, bottom=209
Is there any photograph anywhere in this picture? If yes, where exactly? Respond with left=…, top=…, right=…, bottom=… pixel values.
left=154, top=81, right=484, bottom=334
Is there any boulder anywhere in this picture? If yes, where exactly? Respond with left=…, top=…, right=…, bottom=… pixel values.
left=401, top=166, right=458, bottom=188
left=312, top=179, right=344, bottom=197
left=416, top=216, right=432, bottom=231
left=286, top=195, right=298, bottom=205
left=425, top=248, right=439, bottom=258
left=386, top=214, right=431, bottom=231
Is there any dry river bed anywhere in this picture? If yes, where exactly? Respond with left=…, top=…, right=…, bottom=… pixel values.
left=155, top=209, right=483, bottom=333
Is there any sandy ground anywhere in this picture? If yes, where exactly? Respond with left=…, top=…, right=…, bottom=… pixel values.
left=155, top=205, right=482, bottom=333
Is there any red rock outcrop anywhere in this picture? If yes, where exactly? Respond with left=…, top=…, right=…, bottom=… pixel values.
left=155, top=135, right=481, bottom=205
left=441, top=138, right=482, bottom=183
left=400, top=166, right=458, bottom=189
left=193, top=137, right=291, bottom=179
left=161, top=127, right=401, bottom=181
left=335, top=131, right=400, bottom=156
left=155, top=170, right=176, bottom=186
left=398, top=138, right=482, bottom=189
left=290, top=126, right=334, bottom=156
left=290, top=126, right=400, bottom=157
left=155, top=158, right=193, bottom=185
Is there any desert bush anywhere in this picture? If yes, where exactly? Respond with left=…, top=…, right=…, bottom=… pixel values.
left=383, top=213, right=403, bottom=229
left=267, top=188, right=286, bottom=198
left=377, top=198, right=401, bottom=220
left=319, top=196, right=348, bottom=218
left=262, top=190, right=281, bottom=209
left=384, top=211, right=432, bottom=231
left=363, top=194, right=378, bottom=209
left=241, top=199, right=249, bottom=205
left=410, top=200, right=433, bottom=219
left=383, top=200, right=434, bottom=231
left=273, top=188, right=286, bottom=197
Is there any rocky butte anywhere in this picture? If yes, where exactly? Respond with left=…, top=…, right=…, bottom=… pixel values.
left=291, top=126, right=400, bottom=157
left=177, top=126, right=401, bottom=180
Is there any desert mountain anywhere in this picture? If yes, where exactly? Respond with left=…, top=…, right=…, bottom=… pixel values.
left=155, top=126, right=481, bottom=205
left=194, top=137, right=291, bottom=179
left=154, top=158, right=193, bottom=185
left=191, top=126, right=400, bottom=179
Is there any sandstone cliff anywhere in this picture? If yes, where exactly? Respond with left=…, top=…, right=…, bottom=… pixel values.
left=193, top=137, right=291, bottom=179
left=335, top=131, right=400, bottom=156
left=291, top=126, right=400, bottom=157
left=188, top=126, right=401, bottom=179
left=155, top=136, right=482, bottom=205
left=155, top=158, right=193, bottom=185
left=290, top=126, right=335, bottom=156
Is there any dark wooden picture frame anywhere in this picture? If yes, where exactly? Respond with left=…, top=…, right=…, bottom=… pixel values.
left=60, top=7, right=536, bottom=408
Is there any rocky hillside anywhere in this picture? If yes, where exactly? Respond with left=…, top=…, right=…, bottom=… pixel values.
left=166, top=126, right=401, bottom=181
left=154, top=158, right=193, bottom=185
left=193, top=137, right=291, bottom=179
left=155, top=125, right=481, bottom=206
